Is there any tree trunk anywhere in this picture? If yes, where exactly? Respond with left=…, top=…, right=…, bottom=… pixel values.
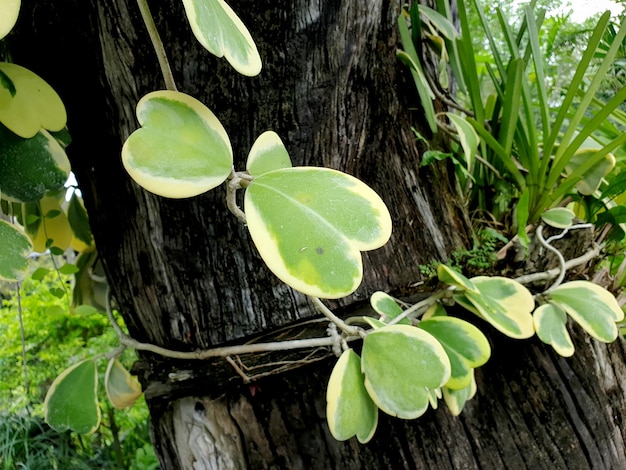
left=9, top=0, right=626, bottom=468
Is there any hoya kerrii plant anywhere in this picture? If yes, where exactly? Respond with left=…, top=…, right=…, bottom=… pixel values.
left=2, top=0, right=626, bottom=455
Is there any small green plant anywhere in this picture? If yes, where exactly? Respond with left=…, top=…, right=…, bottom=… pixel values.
left=399, top=0, right=626, bottom=244
left=419, top=228, right=507, bottom=279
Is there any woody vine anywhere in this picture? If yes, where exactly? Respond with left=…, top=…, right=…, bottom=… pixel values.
left=0, top=0, right=624, bottom=445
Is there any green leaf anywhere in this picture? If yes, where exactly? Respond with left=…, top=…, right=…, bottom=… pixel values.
left=437, top=264, right=478, bottom=293
left=442, top=370, right=477, bottom=416
left=105, top=359, right=143, bottom=410
left=549, top=281, right=624, bottom=342
left=44, top=359, right=101, bottom=435
left=361, top=325, right=451, bottom=419
left=246, top=131, right=292, bottom=177
left=244, top=167, right=392, bottom=298
left=446, top=113, right=478, bottom=169
left=533, top=303, right=574, bottom=357
left=564, top=148, right=616, bottom=196
left=0, top=0, right=20, bottom=40
left=122, top=91, right=233, bottom=198
left=59, top=263, right=79, bottom=275
left=0, top=220, right=32, bottom=281
left=326, top=349, right=378, bottom=443
left=464, top=276, right=535, bottom=339
left=541, top=208, right=575, bottom=229
left=73, top=304, right=99, bottom=316
left=418, top=316, right=491, bottom=390
left=370, top=291, right=410, bottom=325
left=516, top=188, right=531, bottom=247
left=67, top=192, right=93, bottom=247
left=397, top=14, right=437, bottom=133
left=0, top=62, right=67, bottom=138
left=181, top=0, right=261, bottom=76
left=31, top=266, right=50, bottom=281
left=418, top=5, right=459, bottom=40
left=0, top=124, right=71, bottom=202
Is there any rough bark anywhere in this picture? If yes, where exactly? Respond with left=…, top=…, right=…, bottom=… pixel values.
left=8, top=0, right=626, bottom=468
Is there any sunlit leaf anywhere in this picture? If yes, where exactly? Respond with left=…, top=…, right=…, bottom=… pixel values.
left=0, top=124, right=70, bottom=202
left=0, top=0, right=20, bottom=40
left=549, top=280, right=624, bottom=342
left=443, top=370, right=477, bottom=416
left=246, top=131, right=292, bottom=177
left=361, top=325, right=450, bottom=419
left=541, top=207, right=575, bottom=229
left=326, top=349, right=378, bottom=443
left=533, top=303, right=574, bottom=357
left=446, top=113, right=478, bottom=168
left=244, top=167, right=392, bottom=298
left=122, top=90, right=232, bottom=198
left=370, top=291, right=410, bottom=324
left=463, top=276, right=535, bottom=339
left=105, top=359, right=142, bottom=410
left=25, top=195, right=72, bottom=253
left=181, top=0, right=261, bottom=76
left=0, top=62, right=66, bottom=138
left=418, top=316, right=490, bottom=389
left=44, top=359, right=101, bottom=435
left=0, top=220, right=32, bottom=281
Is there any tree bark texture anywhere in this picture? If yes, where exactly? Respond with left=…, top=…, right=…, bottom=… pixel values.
left=8, top=0, right=626, bottom=468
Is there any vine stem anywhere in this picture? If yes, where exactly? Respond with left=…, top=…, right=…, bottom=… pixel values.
left=16, top=282, right=29, bottom=408
left=136, top=0, right=178, bottom=91
left=310, top=297, right=362, bottom=336
left=535, top=223, right=594, bottom=292
left=105, top=289, right=356, bottom=360
left=386, top=290, right=450, bottom=326
left=226, top=169, right=253, bottom=224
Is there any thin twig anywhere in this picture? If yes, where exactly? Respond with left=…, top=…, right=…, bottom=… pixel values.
left=310, top=297, right=362, bottom=336
left=386, top=290, right=450, bottom=326
left=514, top=243, right=603, bottom=285
left=136, top=0, right=178, bottom=91
left=16, top=282, right=29, bottom=408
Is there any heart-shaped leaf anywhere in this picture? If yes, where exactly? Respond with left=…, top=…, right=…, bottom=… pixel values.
left=541, top=207, right=575, bottom=229
left=437, top=264, right=478, bottom=293
left=462, top=276, right=535, bottom=339
left=122, top=91, right=233, bottom=198
left=67, top=192, right=94, bottom=251
left=181, top=0, right=261, bottom=76
left=370, top=291, right=410, bottom=325
left=0, top=220, right=32, bottom=281
left=0, top=0, right=20, bottom=40
left=246, top=131, right=292, bottom=177
left=533, top=303, right=574, bottom=357
left=0, top=62, right=66, bottom=138
left=549, top=280, right=624, bottom=342
left=44, top=359, right=101, bottom=435
left=418, top=316, right=491, bottom=389
left=442, top=370, right=477, bottom=416
left=361, top=325, right=450, bottom=419
left=326, top=349, right=378, bottom=443
left=0, top=124, right=70, bottom=202
left=244, top=167, right=392, bottom=298
left=105, top=359, right=143, bottom=409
